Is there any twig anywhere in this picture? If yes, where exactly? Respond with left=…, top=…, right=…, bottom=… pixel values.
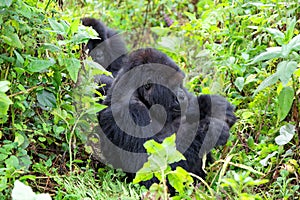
left=8, top=85, right=42, bottom=98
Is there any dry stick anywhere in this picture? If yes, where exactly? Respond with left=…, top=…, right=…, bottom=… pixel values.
left=8, top=85, right=42, bottom=98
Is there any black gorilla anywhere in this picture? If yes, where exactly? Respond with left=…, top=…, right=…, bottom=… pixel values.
left=95, top=48, right=236, bottom=193
left=82, top=17, right=127, bottom=99
left=82, top=17, right=127, bottom=77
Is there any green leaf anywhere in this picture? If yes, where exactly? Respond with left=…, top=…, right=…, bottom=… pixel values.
left=5, top=155, right=19, bottom=168
left=249, top=47, right=282, bottom=64
left=37, top=90, right=57, bottom=108
left=0, top=0, right=12, bottom=7
left=266, top=28, right=284, bottom=45
left=253, top=73, right=279, bottom=96
left=234, top=77, right=244, bottom=92
left=27, top=59, right=55, bottom=72
left=1, top=33, right=24, bottom=49
left=277, top=86, right=294, bottom=122
left=134, top=135, right=186, bottom=184
left=41, top=43, right=61, bottom=52
left=285, top=17, right=296, bottom=42
left=14, top=133, right=25, bottom=146
left=133, top=161, right=154, bottom=183
left=85, top=104, right=107, bottom=114
left=65, top=58, right=81, bottom=82
left=276, top=61, right=298, bottom=85
left=288, top=34, right=300, bottom=51
left=14, top=50, right=24, bottom=64
left=168, top=166, right=193, bottom=194
left=48, top=18, right=68, bottom=34
left=0, top=92, right=13, bottom=116
left=0, top=81, right=10, bottom=93
left=275, top=124, right=295, bottom=146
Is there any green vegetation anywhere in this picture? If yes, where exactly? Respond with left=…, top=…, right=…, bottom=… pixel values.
left=1, top=0, right=299, bottom=199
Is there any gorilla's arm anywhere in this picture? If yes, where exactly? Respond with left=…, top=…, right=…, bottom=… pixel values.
left=82, top=17, right=110, bottom=50
left=198, top=95, right=236, bottom=127
left=186, top=94, right=236, bottom=128
left=97, top=99, right=152, bottom=153
left=82, top=17, right=127, bottom=77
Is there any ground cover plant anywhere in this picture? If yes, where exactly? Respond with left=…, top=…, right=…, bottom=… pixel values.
left=0, top=0, right=299, bottom=199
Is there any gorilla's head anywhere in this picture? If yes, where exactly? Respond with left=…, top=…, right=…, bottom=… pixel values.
left=105, top=48, right=189, bottom=128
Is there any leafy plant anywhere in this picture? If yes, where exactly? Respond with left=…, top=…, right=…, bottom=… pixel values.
left=250, top=18, right=299, bottom=124
left=221, top=171, right=268, bottom=200
left=133, top=134, right=194, bottom=199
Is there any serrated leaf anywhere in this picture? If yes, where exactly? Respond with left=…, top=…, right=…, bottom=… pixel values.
left=65, top=58, right=81, bottom=82
left=27, top=59, right=55, bottom=72
left=276, top=61, right=298, bottom=85
left=277, top=86, right=294, bottom=122
left=0, top=81, right=10, bottom=93
left=143, top=139, right=164, bottom=154
left=37, top=90, right=57, bottom=108
left=249, top=47, right=282, bottom=64
left=234, top=77, right=245, bottom=92
left=168, top=166, right=193, bottom=194
left=253, top=73, right=279, bottom=96
left=133, top=161, right=154, bottom=183
left=275, top=124, right=295, bottom=146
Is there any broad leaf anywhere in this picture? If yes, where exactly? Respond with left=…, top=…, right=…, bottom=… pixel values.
left=266, top=28, right=284, bottom=45
left=48, top=18, right=68, bottom=35
left=1, top=33, right=24, bottom=49
left=277, top=86, right=294, bottom=122
left=250, top=47, right=282, bottom=64
left=65, top=58, right=81, bottom=82
left=0, top=92, right=13, bottom=115
left=37, top=90, right=57, bottom=109
left=0, top=0, right=12, bottom=7
left=168, top=167, right=193, bottom=194
left=288, top=34, right=300, bottom=51
left=253, top=73, right=279, bottom=96
left=0, top=81, right=10, bottom=93
left=275, top=124, right=295, bottom=146
left=276, top=61, right=298, bottom=85
left=234, top=77, right=245, bottom=92
left=27, top=59, right=55, bottom=72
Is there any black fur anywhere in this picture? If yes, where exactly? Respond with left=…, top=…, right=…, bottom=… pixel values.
left=82, top=17, right=127, bottom=77
left=96, top=48, right=236, bottom=194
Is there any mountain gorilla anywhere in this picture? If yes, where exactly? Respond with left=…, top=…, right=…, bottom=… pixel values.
left=95, top=48, right=236, bottom=193
left=82, top=18, right=127, bottom=98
